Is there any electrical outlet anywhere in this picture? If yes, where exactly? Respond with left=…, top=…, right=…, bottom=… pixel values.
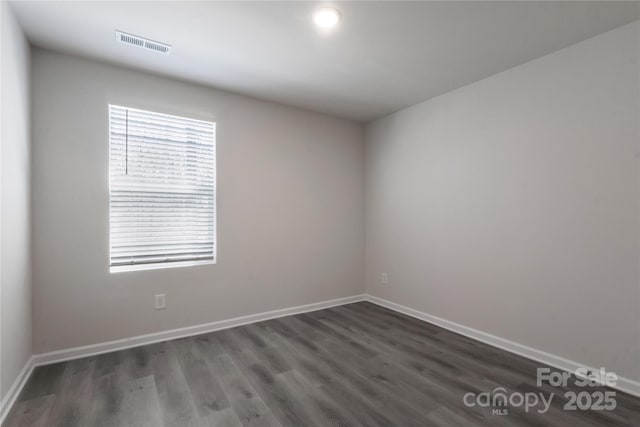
left=381, top=273, right=389, bottom=285
left=154, top=294, right=166, bottom=310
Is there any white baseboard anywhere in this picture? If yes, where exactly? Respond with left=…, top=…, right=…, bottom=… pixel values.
left=32, top=294, right=366, bottom=367
left=0, top=356, right=35, bottom=425
left=364, top=294, right=640, bottom=398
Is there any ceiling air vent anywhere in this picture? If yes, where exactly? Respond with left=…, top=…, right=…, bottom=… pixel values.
left=115, top=31, right=171, bottom=55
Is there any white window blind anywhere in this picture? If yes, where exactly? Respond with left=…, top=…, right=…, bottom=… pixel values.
left=109, top=105, right=216, bottom=271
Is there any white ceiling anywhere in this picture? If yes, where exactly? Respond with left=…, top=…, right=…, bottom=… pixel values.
left=10, top=1, right=640, bottom=122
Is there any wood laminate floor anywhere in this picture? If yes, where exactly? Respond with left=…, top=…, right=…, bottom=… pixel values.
left=4, top=302, right=640, bottom=426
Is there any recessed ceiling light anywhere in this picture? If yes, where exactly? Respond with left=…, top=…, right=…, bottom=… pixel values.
left=313, top=7, right=341, bottom=29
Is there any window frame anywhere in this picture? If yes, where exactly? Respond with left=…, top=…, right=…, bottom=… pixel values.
left=108, top=104, right=217, bottom=273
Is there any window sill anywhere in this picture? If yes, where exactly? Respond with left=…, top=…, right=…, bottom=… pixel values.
left=110, top=259, right=215, bottom=273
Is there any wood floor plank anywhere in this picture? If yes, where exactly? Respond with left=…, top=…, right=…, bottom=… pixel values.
left=93, top=350, right=126, bottom=380
left=17, top=362, right=67, bottom=401
left=145, top=342, right=203, bottom=427
left=277, top=369, right=366, bottom=427
left=86, top=349, right=135, bottom=427
left=255, top=324, right=399, bottom=427
left=243, top=362, right=323, bottom=427
left=198, top=344, right=283, bottom=426
left=202, top=406, right=244, bottom=427
left=44, top=357, right=96, bottom=427
left=5, top=302, right=640, bottom=427
left=2, top=395, right=54, bottom=427
left=126, top=346, right=154, bottom=380
left=89, top=375, right=165, bottom=427
left=230, top=326, right=292, bottom=374
left=296, top=313, right=379, bottom=359
left=328, top=305, right=528, bottom=389
left=206, top=353, right=258, bottom=403
left=171, top=337, right=231, bottom=418
left=274, top=318, right=438, bottom=427
left=229, top=396, right=282, bottom=427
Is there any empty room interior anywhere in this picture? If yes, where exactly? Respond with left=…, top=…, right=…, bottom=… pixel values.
left=1, top=1, right=640, bottom=426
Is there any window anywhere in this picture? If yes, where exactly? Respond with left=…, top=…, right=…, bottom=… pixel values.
left=109, top=105, right=216, bottom=272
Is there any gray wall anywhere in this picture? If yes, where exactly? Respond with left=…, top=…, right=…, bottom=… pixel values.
left=365, top=22, right=640, bottom=381
left=31, top=49, right=365, bottom=354
left=1, top=2, right=32, bottom=400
